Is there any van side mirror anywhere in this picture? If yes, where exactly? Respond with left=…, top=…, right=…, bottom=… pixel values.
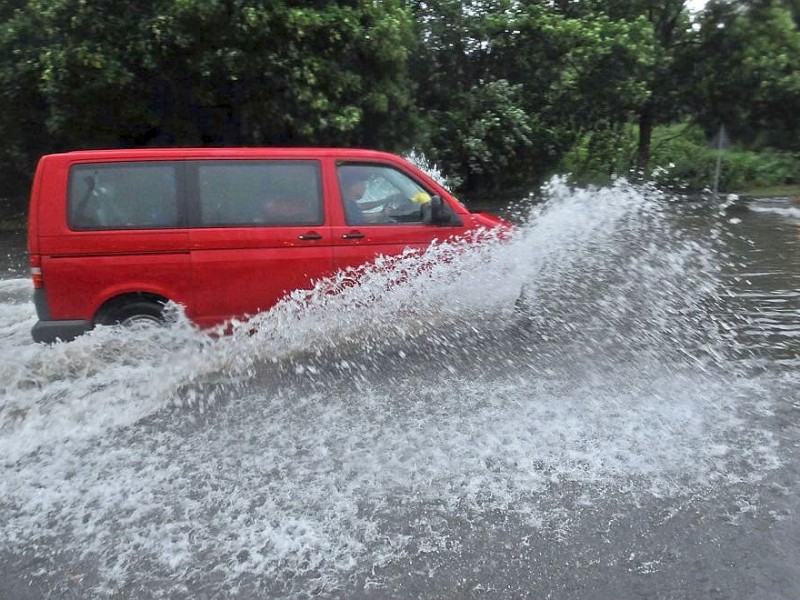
left=422, top=195, right=449, bottom=225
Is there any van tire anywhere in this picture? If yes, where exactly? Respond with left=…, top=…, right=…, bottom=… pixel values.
left=98, top=300, right=165, bottom=328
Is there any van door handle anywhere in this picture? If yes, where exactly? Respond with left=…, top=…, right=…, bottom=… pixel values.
left=341, top=231, right=365, bottom=240
left=298, top=232, right=323, bottom=241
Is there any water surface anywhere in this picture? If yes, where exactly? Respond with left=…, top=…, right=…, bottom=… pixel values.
left=1, top=183, right=798, bottom=599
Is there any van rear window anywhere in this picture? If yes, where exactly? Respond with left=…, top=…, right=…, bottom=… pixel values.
left=68, top=162, right=179, bottom=230
left=196, top=160, right=323, bottom=227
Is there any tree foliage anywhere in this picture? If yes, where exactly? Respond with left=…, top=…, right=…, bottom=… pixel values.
left=0, top=0, right=416, bottom=195
left=1, top=0, right=799, bottom=204
left=691, top=0, right=800, bottom=149
left=411, top=0, right=660, bottom=197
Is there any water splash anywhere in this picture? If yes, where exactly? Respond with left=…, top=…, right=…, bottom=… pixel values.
left=748, top=198, right=800, bottom=221
left=0, top=179, right=786, bottom=597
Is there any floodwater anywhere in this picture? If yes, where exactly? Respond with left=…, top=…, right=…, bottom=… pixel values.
left=0, top=181, right=798, bottom=599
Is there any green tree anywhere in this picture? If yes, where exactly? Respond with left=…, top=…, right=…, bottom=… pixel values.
left=0, top=0, right=418, bottom=203
left=0, top=0, right=50, bottom=195
left=691, top=0, right=800, bottom=150
left=411, top=0, right=656, bottom=198
left=586, top=1, right=698, bottom=175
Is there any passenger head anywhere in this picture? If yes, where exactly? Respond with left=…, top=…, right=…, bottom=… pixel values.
left=340, top=169, right=368, bottom=201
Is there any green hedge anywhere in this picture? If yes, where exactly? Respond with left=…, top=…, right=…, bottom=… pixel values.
left=559, top=122, right=800, bottom=192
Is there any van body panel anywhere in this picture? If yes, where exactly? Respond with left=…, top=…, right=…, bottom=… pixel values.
left=40, top=250, right=192, bottom=319
left=188, top=226, right=334, bottom=327
left=37, top=229, right=191, bottom=320
left=330, top=223, right=465, bottom=272
left=27, top=158, right=47, bottom=257
left=27, top=148, right=511, bottom=342
left=37, top=230, right=189, bottom=257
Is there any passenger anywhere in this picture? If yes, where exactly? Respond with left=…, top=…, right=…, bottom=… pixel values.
left=261, top=198, right=287, bottom=224
left=262, top=196, right=321, bottom=225
left=339, top=169, right=369, bottom=224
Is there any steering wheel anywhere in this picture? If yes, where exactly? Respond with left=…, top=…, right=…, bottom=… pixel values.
left=379, top=193, right=408, bottom=219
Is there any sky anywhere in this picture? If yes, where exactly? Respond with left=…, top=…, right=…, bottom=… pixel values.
left=686, top=0, right=709, bottom=11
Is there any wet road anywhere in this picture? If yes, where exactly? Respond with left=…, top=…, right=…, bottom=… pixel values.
left=0, top=184, right=798, bottom=599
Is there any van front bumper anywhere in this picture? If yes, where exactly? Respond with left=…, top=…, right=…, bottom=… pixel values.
left=32, top=319, right=93, bottom=343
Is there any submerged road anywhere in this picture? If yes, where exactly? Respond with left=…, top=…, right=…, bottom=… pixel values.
left=1, top=186, right=799, bottom=598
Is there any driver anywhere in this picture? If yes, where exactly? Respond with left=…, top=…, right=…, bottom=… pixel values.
left=340, top=169, right=368, bottom=224
left=339, top=168, right=386, bottom=224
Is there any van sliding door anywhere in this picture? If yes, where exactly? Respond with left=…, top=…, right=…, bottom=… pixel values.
left=186, top=159, right=334, bottom=327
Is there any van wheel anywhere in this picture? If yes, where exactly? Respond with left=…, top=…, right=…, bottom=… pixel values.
left=99, top=301, right=165, bottom=328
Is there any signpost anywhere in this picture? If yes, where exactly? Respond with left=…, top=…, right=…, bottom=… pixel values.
left=710, top=124, right=730, bottom=199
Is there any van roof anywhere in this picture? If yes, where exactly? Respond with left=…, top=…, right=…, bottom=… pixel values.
left=43, top=147, right=405, bottom=161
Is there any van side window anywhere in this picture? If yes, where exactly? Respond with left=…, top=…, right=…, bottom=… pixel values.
left=196, top=160, right=323, bottom=227
left=338, top=163, right=432, bottom=225
left=68, top=163, right=179, bottom=230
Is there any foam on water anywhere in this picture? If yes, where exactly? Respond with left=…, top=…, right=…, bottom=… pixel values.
left=748, top=198, right=800, bottom=221
left=0, top=286, right=220, bottom=462
left=0, top=179, right=789, bottom=597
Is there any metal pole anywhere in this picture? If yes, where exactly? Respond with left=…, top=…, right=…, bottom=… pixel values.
left=712, top=125, right=726, bottom=200
left=712, top=145, right=722, bottom=199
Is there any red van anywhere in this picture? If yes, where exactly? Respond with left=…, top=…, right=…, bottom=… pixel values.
left=28, top=148, right=509, bottom=342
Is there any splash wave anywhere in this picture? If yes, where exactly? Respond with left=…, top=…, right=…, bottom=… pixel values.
left=0, top=178, right=787, bottom=597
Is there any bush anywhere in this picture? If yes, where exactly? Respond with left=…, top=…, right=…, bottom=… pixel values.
left=558, top=126, right=637, bottom=186
left=716, top=149, right=800, bottom=191
left=559, top=122, right=800, bottom=192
